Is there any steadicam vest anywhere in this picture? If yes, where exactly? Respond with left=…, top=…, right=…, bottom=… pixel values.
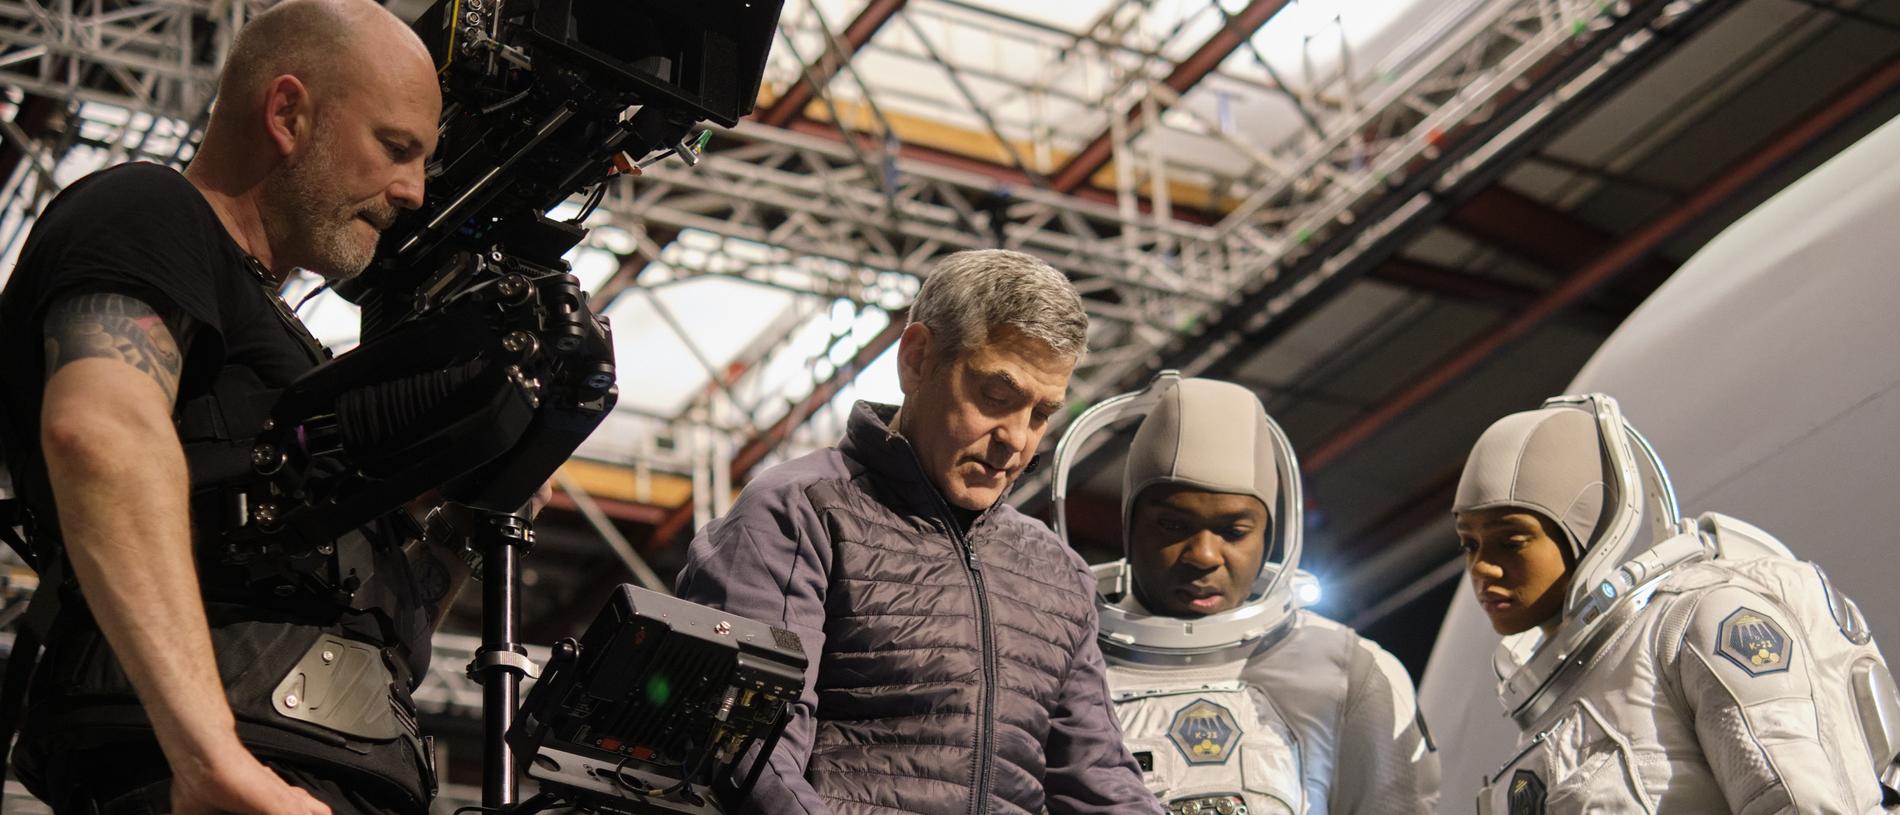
left=12, top=286, right=433, bottom=806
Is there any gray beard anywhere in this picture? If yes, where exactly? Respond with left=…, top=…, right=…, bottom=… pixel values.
left=261, top=146, right=378, bottom=281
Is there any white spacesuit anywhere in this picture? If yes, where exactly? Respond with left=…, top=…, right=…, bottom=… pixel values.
left=1051, top=373, right=1440, bottom=815
left=1457, top=394, right=1900, bottom=814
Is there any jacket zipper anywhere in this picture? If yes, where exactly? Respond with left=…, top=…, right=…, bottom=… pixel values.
left=895, top=433, right=996, bottom=815
left=923, top=492, right=995, bottom=815
left=962, top=526, right=994, bottom=815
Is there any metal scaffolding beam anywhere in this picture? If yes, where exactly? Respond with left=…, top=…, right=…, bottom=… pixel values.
left=1050, top=0, right=1291, bottom=194
left=758, top=0, right=907, bottom=129
left=616, top=120, right=1250, bottom=376
left=0, top=0, right=245, bottom=121
left=1010, top=0, right=1745, bottom=505
left=782, top=117, right=1220, bottom=223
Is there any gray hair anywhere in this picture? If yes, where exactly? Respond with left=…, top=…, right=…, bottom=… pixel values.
left=908, top=249, right=1089, bottom=362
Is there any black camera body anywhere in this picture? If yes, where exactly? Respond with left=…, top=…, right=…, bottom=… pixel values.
left=217, top=0, right=782, bottom=602
left=342, top=0, right=779, bottom=323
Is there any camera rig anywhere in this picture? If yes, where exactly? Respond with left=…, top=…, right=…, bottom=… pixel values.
left=507, top=585, right=807, bottom=815
left=276, top=0, right=782, bottom=530
left=218, top=0, right=787, bottom=810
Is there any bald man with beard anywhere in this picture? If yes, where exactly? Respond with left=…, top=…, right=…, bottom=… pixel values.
left=0, top=1, right=454, bottom=812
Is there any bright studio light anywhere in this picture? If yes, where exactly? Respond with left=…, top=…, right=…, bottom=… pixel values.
left=1296, top=581, right=1323, bottom=606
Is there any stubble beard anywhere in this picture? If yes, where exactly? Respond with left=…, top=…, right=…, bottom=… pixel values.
left=261, top=133, right=386, bottom=282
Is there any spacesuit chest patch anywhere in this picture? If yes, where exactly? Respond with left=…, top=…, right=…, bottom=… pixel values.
left=1717, top=606, right=1793, bottom=676
left=1508, top=769, right=1546, bottom=815
left=1168, top=698, right=1242, bottom=765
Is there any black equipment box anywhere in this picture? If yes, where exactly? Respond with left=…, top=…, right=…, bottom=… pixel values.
left=510, top=586, right=806, bottom=813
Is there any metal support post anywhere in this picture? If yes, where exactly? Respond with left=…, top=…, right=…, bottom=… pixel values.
left=471, top=507, right=537, bottom=809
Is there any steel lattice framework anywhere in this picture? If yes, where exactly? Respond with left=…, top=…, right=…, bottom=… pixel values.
left=621, top=0, right=1738, bottom=492
left=0, top=0, right=237, bottom=113
left=0, top=0, right=1736, bottom=482
left=0, top=0, right=1752, bottom=716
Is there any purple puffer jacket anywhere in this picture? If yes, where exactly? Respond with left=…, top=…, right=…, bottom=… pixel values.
left=676, top=402, right=1158, bottom=815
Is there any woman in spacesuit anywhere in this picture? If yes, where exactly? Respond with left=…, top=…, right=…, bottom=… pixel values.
left=1455, top=393, right=1900, bottom=814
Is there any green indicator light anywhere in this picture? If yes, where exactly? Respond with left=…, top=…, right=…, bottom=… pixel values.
left=644, top=674, right=672, bottom=706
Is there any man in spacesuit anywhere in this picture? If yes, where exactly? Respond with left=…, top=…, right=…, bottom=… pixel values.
left=1454, top=393, right=1900, bottom=814
left=1051, top=374, right=1439, bottom=815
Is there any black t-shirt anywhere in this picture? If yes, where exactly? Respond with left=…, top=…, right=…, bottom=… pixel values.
left=0, top=162, right=428, bottom=671
left=0, top=163, right=318, bottom=412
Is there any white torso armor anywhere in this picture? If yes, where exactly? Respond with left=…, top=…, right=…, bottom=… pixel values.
left=1104, top=600, right=1439, bottom=815
left=1108, top=655, right=1302, bottom=815
left=1478, top=553, right=1900, bottom=815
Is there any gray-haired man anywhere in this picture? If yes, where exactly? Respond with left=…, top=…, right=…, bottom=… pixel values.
left=676, top=249, right=1159, bottom=815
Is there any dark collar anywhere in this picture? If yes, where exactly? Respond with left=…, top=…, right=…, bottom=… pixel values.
left=840, top=401, right=927, bottom=485
left=837, top=401, right=1054, bottom=537
left=839, top=401, right=999, bottom=532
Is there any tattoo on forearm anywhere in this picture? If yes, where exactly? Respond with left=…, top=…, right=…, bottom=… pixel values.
left=412, top=544, right=454, bottom=619
left=43, top=293, right=188, bottom=404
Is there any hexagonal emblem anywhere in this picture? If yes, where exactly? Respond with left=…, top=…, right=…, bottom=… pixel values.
left=1508, top=769, right=1546, bottom=815
left=1167, top=698, right=1240, bottom=766
left=1717, top=606, right=1794, bottom=677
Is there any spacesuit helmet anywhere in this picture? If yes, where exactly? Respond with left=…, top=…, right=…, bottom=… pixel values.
left=1452, top=407, right=1605, bottom=636
left=1454, top=394, right=1684, bottom=621
left=1452, top=406, right=1607, bottom=566
left=1456, top=393, right=1699, bottom=722
left=1052, top=372, right=1311, bottom=663
left=1122, top=377, right=1282, bottom=605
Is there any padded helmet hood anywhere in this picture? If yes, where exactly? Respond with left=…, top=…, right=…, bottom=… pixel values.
left=1453, top=406, right=1608, bottom=559
left=1121, top=377, right=1280, bottom=551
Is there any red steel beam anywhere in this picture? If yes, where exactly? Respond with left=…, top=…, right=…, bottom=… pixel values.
left=1370, top=257, right=1632, bottom=333
left=542, top=492, right=670, bottom=527
left=1301, top=53, right=1900, bottom=473
left=1369, top=257, right=1545, bottom=311
left=1447, top=186, right=1613, bottom=271
left=1447, top=186, right=1677, bottom=307
left=1050, top=0, right=1292, bottom=194
left=647, top=310, right=910, bottom=547
left=758, top=0, right=908, bottom=129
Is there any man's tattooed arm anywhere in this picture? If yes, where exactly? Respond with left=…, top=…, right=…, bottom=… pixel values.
left=405, top=527, right=472, bottom=632
left=42, top=292, right=193, bottom=403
